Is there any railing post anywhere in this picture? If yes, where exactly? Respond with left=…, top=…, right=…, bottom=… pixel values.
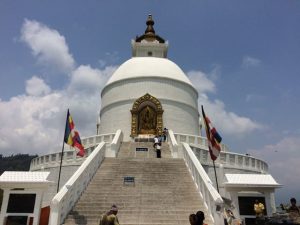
left=168, top=130, right=179, bottom=158
left=49, top=198, right=61, bottom=225
left=107, top=130, right=122, bottom=157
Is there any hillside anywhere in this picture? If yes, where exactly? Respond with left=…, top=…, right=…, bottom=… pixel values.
left=0, top=154, right=38, bottom=175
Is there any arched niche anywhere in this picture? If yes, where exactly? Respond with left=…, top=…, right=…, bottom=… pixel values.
left=131, top=93, right=163, bottom=137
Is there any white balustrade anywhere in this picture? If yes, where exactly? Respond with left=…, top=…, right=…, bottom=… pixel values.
left=173, top=132, right=268, bottom=173
left=81, top=133, right=115, bottom=148
left=30, top=133, right=116, bottom=171
left=49, top=142, right=106, bottom=225
left=190, top=145, right=268, bottom=173
left=182, top=143, right=224, bottom=225
left=174, top=133, right=229, bottom=152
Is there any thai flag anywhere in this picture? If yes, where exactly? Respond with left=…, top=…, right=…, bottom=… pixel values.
left=201, top=105, right=222, bottom=161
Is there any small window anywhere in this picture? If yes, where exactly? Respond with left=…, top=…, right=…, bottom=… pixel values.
left=147, top=51, right=152, bottom=56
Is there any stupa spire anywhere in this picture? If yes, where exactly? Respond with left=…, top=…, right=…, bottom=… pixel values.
left=135, top=15, right=165, bottom=43
left=145, top=14, right=155, bottom=35
left=132, top=15, right=168, bottom=58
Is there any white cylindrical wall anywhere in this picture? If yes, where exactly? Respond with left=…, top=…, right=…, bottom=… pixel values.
left=100, top=77, right=199, bottom=141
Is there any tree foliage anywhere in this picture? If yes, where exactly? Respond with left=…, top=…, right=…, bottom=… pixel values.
left=0, top=154, right=38, bottom=175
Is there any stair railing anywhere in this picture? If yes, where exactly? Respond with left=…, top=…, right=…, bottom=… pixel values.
left=167, top=129, right=179, bottom=158
left=49, top=142, right=106, bottom=225
left=109, top=129, right=123, bottom=157
left=182, top=142, right=225, bottom=225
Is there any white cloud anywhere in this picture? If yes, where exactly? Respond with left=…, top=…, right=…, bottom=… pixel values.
left=245, top=93, right=266, bottom=103
left=26, top=76, right=51, bottom=96
left=98, top=59, right=107, bottom=68
left=242, top=56, right=261, bottom=68
left=0, top=19, right=262, bottom=156
left=199, top=96, right=262, bottom=136
left=248, top=136, right=300, bottom=202
left=188, top=69, right=262, bottom=136
left=0, top=20, right=119, bottom=156
left=98, top=51, right=120, bottom=68
left=0, top=62, right=116, bottom=156
left=209, top=64, right=221, bottom=81
left=21, top=19, right=75, bottom=73
left=68, top=65, right=116, bottom=95
left=187, top=70, right=216, bottom=93
left=0, top=93, right=63, bottom=155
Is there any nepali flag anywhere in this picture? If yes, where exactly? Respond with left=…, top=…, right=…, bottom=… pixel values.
left=201, top=105, right=222, bottom=161
left=64, top=109, right=85, bottom=157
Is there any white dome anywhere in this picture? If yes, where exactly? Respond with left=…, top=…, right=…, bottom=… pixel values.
left=106, top=57, right=194, bottom=87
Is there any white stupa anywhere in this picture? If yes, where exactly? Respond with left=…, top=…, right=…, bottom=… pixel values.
left=99, top=15, right=199, bottom=141
left=9, top=15, right=281, bottom=225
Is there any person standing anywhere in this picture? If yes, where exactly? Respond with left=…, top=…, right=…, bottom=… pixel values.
left=156, top=142, right=161, bottom=158
left=226, top=209, right=235, bottom=225
left=153, top=135, right=159, bottom=147
left=158, top=134, right=163, bottom=143
left=254, top=200, right=264, bottom=224
left=99, top=204, right=120, bottom=225
left=289, top=198, right=300, bottom=213
left=189, top=214, right=197, bottom=225
left=153, top=135, right=161, bottom=158
left=163, top=127, right=168, bottom=142
left=288, top=198, right=300, bottom=222
left=195, top=211, right=207, bottom=225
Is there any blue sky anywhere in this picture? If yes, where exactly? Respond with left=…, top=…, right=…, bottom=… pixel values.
left=0, top=0, right=300, bottom=204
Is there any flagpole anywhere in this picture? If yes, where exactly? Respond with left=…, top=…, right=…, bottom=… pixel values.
left=199, top=116, right=202, bottom=137
left=57, top=109, right=69, bottom=193
left=212, top=161, right=220, bottom=193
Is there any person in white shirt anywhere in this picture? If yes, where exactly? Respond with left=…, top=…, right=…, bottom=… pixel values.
left=156, top=142, right=161, bottom=158
left=153, top=135, right=162, bottom=158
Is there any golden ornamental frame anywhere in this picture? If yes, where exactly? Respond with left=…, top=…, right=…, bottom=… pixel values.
left=130, top=93, right=163, bottom=137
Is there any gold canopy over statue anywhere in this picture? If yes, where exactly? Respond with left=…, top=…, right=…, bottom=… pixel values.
left=131, top=93, right=163, bottom=137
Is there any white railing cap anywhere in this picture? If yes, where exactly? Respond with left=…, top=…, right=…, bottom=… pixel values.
left=183, top=143, right=223, bottom=203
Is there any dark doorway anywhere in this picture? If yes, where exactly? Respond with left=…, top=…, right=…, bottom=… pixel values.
left=238, top=196, right=266, bottom=216
left=238, top=196, right=266, bottom=225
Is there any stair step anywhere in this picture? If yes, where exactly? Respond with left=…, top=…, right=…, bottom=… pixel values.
left=63, top=142, right=213, bottom=225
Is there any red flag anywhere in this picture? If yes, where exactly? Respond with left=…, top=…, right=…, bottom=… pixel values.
left=64, top=110, right=85, bottom=157
left=201, top=105, right=222, bottom=161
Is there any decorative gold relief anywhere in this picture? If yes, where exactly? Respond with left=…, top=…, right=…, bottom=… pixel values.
left=131, top=93, right=163, bottom=137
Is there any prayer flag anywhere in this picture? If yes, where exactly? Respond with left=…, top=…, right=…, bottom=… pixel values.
left=64, top=109, right=85, bottom=157
left=201, top=105, right=222, bottom=161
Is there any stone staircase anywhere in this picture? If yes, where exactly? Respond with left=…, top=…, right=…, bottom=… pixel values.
left=63, top=142, right=212, bottom=225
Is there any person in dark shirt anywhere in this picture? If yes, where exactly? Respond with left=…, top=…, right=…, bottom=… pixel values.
left=289, top=198, right=300, bottom=213
left=189, top=214, right=197, bottom=225
left=288, top=197, right=300, bottom=222
left=195, top=211, right=207, bottom=225
left=163, top=127, right=168, bottom=142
